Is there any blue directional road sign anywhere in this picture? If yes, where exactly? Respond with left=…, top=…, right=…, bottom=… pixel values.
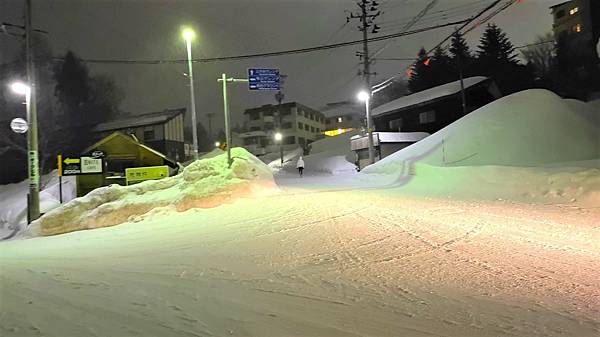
left=248, top=68, right=280, bottom=91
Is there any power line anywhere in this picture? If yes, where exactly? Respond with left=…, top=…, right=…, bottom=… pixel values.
left=53, top=20, right=467, bottom=65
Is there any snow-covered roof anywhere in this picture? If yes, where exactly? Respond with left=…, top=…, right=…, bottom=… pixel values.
left=376, top=132, right=430, bottom=143
left=239, top=131, right=267, bottom=138
left=93, top=108, right=185, bottom=132
left=371, top=77, right=489, bottom=117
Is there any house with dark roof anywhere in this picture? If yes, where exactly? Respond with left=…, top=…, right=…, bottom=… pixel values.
left=371, top=77, right=501, bottom=134
left=93, top=108, right=186, bottom=161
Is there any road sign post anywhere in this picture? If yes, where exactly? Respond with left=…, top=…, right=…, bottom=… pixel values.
left=218, top=74, right=249, bottom=168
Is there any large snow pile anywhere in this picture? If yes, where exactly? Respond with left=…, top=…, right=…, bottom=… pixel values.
left=363, top=89, right=600, bottom=205
left=25, top=148, right=277, bottom=237
left=278, top=131, right=360, bottom=174
left=0, top=171, right=76, bottom=239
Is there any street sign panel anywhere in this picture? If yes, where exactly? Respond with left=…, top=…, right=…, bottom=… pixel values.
left=10, top=118, right=28, bottom=134
left=125, top=166, right=169, bottom=185
left=248, top=68, right=280, bottom=91
left=60, top=156, right=103, bottom=176
left=81, top=157, right=103, bottom=173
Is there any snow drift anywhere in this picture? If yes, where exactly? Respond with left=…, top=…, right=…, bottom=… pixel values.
left=26, top=148, right=277, bottom=237
left=362, top=89, right=600, bottom=205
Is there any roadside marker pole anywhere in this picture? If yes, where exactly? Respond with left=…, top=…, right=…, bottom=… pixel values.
left=57, top=154, right=63, bottom=203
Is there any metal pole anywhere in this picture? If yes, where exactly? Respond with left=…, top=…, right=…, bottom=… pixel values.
left=365, top=97, right=375, bottom=164
left=25, top=0, right=40, bottom=222
left=186, top=38, right=199, bottom=160
left=276, top=91, right=284, bottom=166
left=221, top=73, right=232, bottom=167
left=458, top=54, right=467, bottom=116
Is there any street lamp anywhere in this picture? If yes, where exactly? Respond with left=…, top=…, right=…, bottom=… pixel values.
left=357, top=90, right=375, bottom=165
left=11, top=82, right=30, bottom=96
left=182, top=26, right=199, bottom=160
left=215, top=141, right=221, bottom=148
left=274, top=132, right=284, bottom=166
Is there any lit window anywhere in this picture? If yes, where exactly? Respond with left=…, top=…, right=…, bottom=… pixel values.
left=337, top=117, right=343, bottom=123
left=569, top=7, right=578, bottom=15
left=574, top=24, right=582, bottom=33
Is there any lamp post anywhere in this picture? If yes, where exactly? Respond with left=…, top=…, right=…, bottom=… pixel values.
left=274, top=132, right=283, bottom=166
left=357, top=90, right=375, bottom=165
left=182, top=27, right=199, bottom=160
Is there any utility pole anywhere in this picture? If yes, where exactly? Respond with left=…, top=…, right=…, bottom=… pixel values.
left=218, top=74, right=248, bottom=168
left=455, top=30, right=468, bottom=116
left=25, top=0, right=40, bottom=221
left=348, top=0, right=380, bottom=164
left=275, top=90, right=284, bottom=166
left=206, top=112, right=215, bottom=142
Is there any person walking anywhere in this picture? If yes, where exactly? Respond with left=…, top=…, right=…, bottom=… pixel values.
left=296, top=156, right=305, bottom=177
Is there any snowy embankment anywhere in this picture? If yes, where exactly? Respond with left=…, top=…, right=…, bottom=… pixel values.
left=0, top=171, right=76, bottom=239
left=275, top=130, right=359, bottom=174
left=25, top=148, right=277, bottom=237
left=362, top=89, right=600, bottom=206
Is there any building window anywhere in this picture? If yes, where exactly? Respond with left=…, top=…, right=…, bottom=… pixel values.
left=326, top=119, right=331, bottom=125
left=281, top=108, right=291, bottom=116
left=337, top=117, right=343, bottom=123
left=250, top=126, right=261, bottom=131
left=419, top=110, right=436, bottom=124
left=556, top=9, right=565, bottom=19
left=298, top=122, right=303, bottom=130
left=310, top=126, right=315, bottom=132
left=297, top=110, right=303, bottom=117
left=316, top=128, right=320, bottom=133
left=263, top=110, right=274, bottom=117
left=144, top=129, right=155, bottom=141
left=309, top=113, right=314, bottom=120
left=285, top=136, right=295, bottom=145
left=304, top=124, right=309, bottom=131
left=282, top=122, right=292, bottom=129
left=573, top=24, right=582, bottom=33
left=569, top=7, right=578, bottom=15
left=264, top=123, right=274, bottom=131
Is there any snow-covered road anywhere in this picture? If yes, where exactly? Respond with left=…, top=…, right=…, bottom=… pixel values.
left=1, top=176, right=599, bottom=336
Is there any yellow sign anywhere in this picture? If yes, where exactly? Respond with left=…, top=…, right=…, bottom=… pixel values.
left=125, top=166, right=169, bottom=185
left=57, top=154, right=62, bottom=177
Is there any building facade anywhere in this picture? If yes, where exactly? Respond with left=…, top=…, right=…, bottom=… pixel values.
left=551, top=0, right=599, bottom=43
left=320, top=101, right=365, bottom=137
left=242, top=102, right=325, bottom=155
left=371, top=77, right=501, bottom=135
left=93, top=108, right=186, bottom=162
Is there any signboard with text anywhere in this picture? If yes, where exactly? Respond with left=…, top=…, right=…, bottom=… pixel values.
left=125, top=166, right=169, bottom=185
left=59, top=155, right=103, bottom=176
left=248, top=68, right=280, bottom=91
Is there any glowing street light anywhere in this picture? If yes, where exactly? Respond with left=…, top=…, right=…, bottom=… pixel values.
left=357, top=90, right=375, bottom=165
left=215, top=141, right=221, bottom=148
left=274, top=132, right=284, bottom=166
left=274, top=132, right=283, bottom=141
left=182, top=26, right=199, bottom=160
left=11, top=82, right=30, bottom=96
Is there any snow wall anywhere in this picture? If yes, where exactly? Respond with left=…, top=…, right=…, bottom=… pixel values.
left=362, top=89, right=600, bottom=206
left=26, top=148, right=277, bottom=237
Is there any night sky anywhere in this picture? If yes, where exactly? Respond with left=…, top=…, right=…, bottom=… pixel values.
left=1, top=0, right=553, bottom=128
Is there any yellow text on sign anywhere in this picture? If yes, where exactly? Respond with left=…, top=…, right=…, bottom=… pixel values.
left=125, top=166, right=169, bottom=185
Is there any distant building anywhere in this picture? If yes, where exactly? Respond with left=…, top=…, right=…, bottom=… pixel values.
left=371, top=77, right=501, bottom=134
left=93, top=108, right=186, bottom=161
left=320, top=101, right=364, bottom=137
left=77, top=132, right=179, bottom=196
left=242, top=102, right=325, bottom=155
left=550, top=0, right=599, bottom=45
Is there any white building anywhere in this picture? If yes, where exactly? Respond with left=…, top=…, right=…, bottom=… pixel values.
left=241, top=102, right=326, bottom=156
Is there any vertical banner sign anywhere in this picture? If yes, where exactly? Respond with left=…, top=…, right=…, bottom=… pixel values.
left=28, top=150, right=39, bottom=188
left=57, top=154, right=62, bottom=177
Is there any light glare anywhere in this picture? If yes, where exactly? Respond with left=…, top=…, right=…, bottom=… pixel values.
left=10, top=82, right=30, bottom=96
left=274, top=132, right=283, bottom=141
left=357, top=91, right=370, bottom=101
left=182, top=28, right=196, bottom=41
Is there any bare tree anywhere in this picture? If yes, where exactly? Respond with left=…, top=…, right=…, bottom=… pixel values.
left=521, top=32, right=555, bottom=79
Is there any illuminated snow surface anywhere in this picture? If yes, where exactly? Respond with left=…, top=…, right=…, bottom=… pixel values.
left=1, top=90, right=600, bottom=336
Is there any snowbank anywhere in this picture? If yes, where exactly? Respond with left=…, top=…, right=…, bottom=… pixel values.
left=362, top=89, right=600, bottom=206
left=0, top=171, right=76, bottom=239
left=365, top=89, right=599, bottom=173
left=25, top=148, right=277, bottom=237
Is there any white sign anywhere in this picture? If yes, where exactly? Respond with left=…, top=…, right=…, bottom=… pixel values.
left=10, top=118, right=28, bottom=134
left=80, top=156, right=103, bottom=173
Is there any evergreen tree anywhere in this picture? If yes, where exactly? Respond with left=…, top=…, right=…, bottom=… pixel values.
left=54, top=51, right=90, bottom=126
left=429, top=47, right=454, bottom=86
left=474, top=23, right=534, bottom=94
left=408, top=48, right=433, bottom=93
left=449, top=31, right=476, bottom=77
